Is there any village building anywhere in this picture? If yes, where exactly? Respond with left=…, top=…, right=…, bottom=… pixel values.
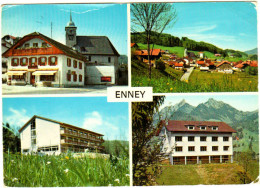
left=19, top=115, right=104, bottom=155
left=2, top=32, right=86, bottom=87
left=65, top=13, right=120, bottom=84
left=134, top=49, right=163, bottom=65
left=2, top=35, right=17, bottom=80
left=216, top=61, right=233, bottom=74
left=158, top=120, right=236, bottom=165
left=198, top=52, right=204, bottom=58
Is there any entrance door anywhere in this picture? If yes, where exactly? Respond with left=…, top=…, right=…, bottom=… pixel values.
left=30, top=73, right=35, bottom=85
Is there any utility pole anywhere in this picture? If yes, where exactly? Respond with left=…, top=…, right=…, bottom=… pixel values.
left=51, top=22, right=53, bottom=38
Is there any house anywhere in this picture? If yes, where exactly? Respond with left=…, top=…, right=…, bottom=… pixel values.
left=216, top=61, right=233, bottom=74
left=65, top=12, right=120, bottom=85
left=174, top=62, right=184, bottom=70
left=134, top=49, right=163, bottom=65
left=157, top=120, right=236, bottom=165
left=2, top=35, right=17, bottom=80
left=2, top=32, right=86, bottom=87
left=198, top=52, right=204, bottom=58
left=215, top=54, right=221, bottom=57
left=196, top=59, right=205, bottom=67
left=131, top=43, right=139, bottom=49
left=19, top=115, right=104, bottom=155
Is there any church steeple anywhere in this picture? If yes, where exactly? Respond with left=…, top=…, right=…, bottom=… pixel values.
left=65, top=10, right=77, bottom=47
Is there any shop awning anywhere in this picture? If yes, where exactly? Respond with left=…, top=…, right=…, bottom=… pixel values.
left=6, top=71, right=27, bottom=75
left=32, top=71, right=57, bottom=75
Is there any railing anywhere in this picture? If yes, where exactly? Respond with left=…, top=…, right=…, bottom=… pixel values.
left=61, top=129, right=104, bottom=142
left=12, top=48, right=54, bottom=56
left=60, top=139, right=104, bottom=150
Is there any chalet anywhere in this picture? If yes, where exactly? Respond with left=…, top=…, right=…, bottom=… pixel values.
left=2, top=32, right=86, bottom=87
left=233, top=63, right=244, bottom=72
left=134, top=49, right=163, bottom=65
left=2, top=35, right=16, bottom=79
left=174, top=62, right=184, bottom=70
left=19, top=115, right=104, bottom=155
left=215, top=54, right=221, bottom=57
left=196, top=59, right=205, bottom=67
left=65, top=13, right=120, bottom=85
left=158, top=120, right=236, bottom=165
left=216, top=61, right=233, bottom=74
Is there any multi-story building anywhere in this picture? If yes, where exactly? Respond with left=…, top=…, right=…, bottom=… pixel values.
left=65, top=12, right=120, bottom=85
left=158, top=120, right=236, bottom=165
left=2, top=32, right=86, bottom=87
left=19, top=115, right=104, bottom=155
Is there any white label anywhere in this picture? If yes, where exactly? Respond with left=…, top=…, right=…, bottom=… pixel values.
left=107, top=87, right=153, bottom=102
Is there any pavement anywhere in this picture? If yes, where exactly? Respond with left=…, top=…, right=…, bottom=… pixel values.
left=180, top=67, right=194, bottom=82
left=2, top=84, right=127, bottom=95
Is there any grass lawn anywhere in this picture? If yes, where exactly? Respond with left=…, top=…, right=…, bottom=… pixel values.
left=156, top=163, right=255, bottom=185
left=4, top=153, right=130, bottom=187
left=131, top=59, right=258, bottom=92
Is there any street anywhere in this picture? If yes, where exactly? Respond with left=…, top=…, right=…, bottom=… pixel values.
left=2, top=84, right=126, bottom=95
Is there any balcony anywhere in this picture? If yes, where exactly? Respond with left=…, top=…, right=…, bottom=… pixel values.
left=61, top=129, right=104, bottom=142
left=12, top=47, right=55, bottom=56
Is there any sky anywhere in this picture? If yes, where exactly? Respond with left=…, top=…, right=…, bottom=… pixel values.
left=160, top=94, right=258, bottom=112
left=2, top=97, right=129, bottom=141
left=131, top=2, right=257, bottom=52
left=1, top=4, right=128, bottom=55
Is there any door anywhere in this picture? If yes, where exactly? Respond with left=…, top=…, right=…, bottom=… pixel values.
left=30, top=73, right=35, bottom=85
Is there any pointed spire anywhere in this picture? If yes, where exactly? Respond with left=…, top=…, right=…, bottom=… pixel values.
left=70, top=9, right=72, bottom=22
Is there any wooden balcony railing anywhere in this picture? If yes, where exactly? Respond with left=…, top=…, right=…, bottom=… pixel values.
left=12, top=48, right=54, bottom=56
left=61, top=129, right=104, bottom=142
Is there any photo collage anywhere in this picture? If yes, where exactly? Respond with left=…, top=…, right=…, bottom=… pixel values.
left=1, top=1, right=259, bottom=187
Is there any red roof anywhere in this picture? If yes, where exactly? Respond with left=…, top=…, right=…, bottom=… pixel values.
left=197, top=60, right=205, bottom=65
left=174, top=63, right=184, bottom=67
left=130, top=43, right=136, bottom=47
left=161, top=120, right=236, bottom=133
left=235, top=63, right=244, bottom=68
left=134, top=49, right=162, bottom=56
left=216, top=61, right=230, bottom=67
left=250, top=60, right=258, bottom=67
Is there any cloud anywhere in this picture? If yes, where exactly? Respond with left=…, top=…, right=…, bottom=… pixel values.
left=82, top=111, right=127, bottom=140
left=60, top=8, right=100, bottom=14
left=4, top=108, right=31, bottom=128
left=176, top=24, right=217, bottom=33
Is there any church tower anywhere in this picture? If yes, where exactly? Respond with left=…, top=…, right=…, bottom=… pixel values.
left=65, top=11, right=77, bottom=47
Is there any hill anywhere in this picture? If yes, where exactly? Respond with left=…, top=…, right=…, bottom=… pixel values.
left=155, top=98, right=259, bottom=153
left=245, top=48, right=258, bottom=55
left=131, top=32, right=248, bottom=58
left=155, top=163, right=257, bottom=185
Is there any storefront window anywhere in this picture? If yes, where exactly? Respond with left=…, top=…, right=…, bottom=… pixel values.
left=12, top=75, right=24, bottom=80
left=40, top=75, right=55, bottom=81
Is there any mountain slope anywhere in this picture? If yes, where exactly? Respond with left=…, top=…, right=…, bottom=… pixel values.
left=245, top=48, right=258, bottom=55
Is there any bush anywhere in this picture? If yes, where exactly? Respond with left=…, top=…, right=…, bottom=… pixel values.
left=245, top=66, right=258, bottom=75
left=155, top=59, right=166, bottom=71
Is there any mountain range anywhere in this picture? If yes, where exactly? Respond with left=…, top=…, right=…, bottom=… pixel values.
left=244, top=48, right=258, bottom=55
left=154, top=98, right=258, bottom=133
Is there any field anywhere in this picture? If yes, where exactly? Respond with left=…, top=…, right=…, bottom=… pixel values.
left=4, top=153, right=130, bottom=187
left=131, top=59, right=258, bottom=92
left=155, top=163, right=258, bottom=185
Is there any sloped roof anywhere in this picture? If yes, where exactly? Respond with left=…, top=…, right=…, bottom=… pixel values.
left=3, top=32, right=87, bottom=61
left=134, top=49, right=162, bottom=56
left=19, top=115, right=104, bottom=136
left=76, top=36, right=119, bottom=56
left=160, top=120, right=236, bottom=133
left=216, top=61, right=231, bottom=67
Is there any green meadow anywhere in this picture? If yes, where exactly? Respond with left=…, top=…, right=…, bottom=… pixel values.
left=4, top=153, right=130, bottom=187
left=131, top=59, right=258, bottom=92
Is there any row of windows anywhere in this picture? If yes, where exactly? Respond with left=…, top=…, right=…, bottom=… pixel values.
left=67, top=73, right=83, bottom=82
left=11, top=56, right=57, bottom=66
left=187, top=125, right=218, bottom=131
left=67, top=58, right=83, bottom=69
left=175, top=136, right=229, bottom=142
left=175, top=146, right=230, bottom=152
left=60, top=127, right=102, bottom=139
left=24, top=42, right=48, bottom=48
left=64, top=137, right=101, bottom=146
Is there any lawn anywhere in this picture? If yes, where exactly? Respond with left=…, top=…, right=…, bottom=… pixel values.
left=156, top=163, right=256, bottom=185
left=131, top=59, right=258, bottom=92
left=4, top=153, right=130, bottom=187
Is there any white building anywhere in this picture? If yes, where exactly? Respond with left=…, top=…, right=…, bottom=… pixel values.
left=158, top=120, right=236, bottom=165
left=19, top=115, right=104, bottom=155
left=65, top=12, right=120, bottom=85
left=2, top=32, right=86, bottom=87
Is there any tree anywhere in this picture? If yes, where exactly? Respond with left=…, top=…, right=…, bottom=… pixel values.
left=3, top=123, right=20, bottom=153
left=131, top=3, right=177, bottom=79
left=132, top=96, right=165, bottom=185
